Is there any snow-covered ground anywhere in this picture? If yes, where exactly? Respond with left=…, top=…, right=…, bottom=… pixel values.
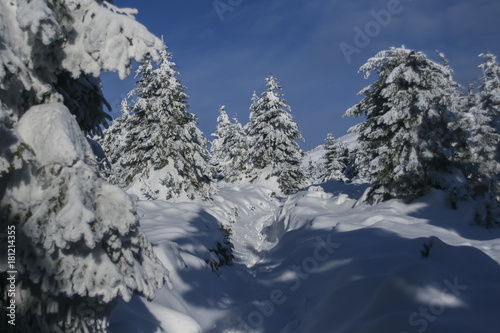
left=109, top=179, right=500, bottom=333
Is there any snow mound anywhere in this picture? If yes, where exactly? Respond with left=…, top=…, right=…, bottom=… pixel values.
left=16, top=103, right=93, bottom=166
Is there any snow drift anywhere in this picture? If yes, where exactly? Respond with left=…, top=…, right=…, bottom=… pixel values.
left=110, top=179, right=500, bottom=333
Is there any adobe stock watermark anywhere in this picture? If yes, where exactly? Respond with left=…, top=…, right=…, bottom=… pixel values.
left=213, top=0, right=244, bottom=22
left=339, top=0, right=413, bottom=64
left=5, top=225, right=16, bottom=327
left=400, top=277, right=467, bottom=333
left=236, top=234, right=340, bottom=330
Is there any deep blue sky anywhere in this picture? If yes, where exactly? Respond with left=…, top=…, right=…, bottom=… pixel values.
left=101, top=0, right=500, bottom=151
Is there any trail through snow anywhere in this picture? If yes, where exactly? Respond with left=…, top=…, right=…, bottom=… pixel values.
left=217, top=187, right=282, bottom=270
left=234, top=209, right=278, bottom=269
left=110, top=180, right=500, bottom=333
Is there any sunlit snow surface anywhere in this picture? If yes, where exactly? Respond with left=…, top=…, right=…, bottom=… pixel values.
left=110, top=179, right=500, bottom=333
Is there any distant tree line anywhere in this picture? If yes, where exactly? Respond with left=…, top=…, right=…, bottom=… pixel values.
left=104, top=44, right=500, bottom=228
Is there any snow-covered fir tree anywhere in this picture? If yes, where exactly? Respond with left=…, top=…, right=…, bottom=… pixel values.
left=98, top=98, right=133, bottom=184
left=450, top=84, right=476, bottom=178
left=210, top=105, right=232, bottom=178
left=0, top=1, right=170, bottom=332
left=470, top=53, right=500, bottom=226
left=210, top=106, right=249, bottom=182
left=345, top=47, right=464, bottom=203
left=3, top=104, right=170, bottom=333
left=246, top=74, right=306, bottom=194
left=344, top=145, right=360, bottom=182
left=100, top=48, right=215, bottom=200
left=305, top=157, right=322, bottom=183
left=322, top=133, right=349, bottom=182
left=474, top=53, right=500, bottom=177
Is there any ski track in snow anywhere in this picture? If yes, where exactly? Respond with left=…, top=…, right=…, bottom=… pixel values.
left=110, top=181, right=500, bottom=333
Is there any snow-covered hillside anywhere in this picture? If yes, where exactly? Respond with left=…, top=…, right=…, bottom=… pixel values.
left=109, top=178, right=500, bottom=333
left=303, top=132, right=358, bottom=165
left=303, top=132, right=357, bottom=183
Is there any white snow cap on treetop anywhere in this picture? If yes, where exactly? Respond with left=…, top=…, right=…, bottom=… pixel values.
left=16, top=102, right=93, bottom=166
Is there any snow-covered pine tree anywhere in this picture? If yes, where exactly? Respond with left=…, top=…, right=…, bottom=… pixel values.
left=246, top=74, right=306, bottom=194
left=100, top=48, right=215, bottom=200
left=210, top=106, right=249, bottom=182
left=0, top=1, right=170, bottom=332
left=344, top=144, right=360, bottom=182
left=211, top=105, right=232, bottom=178
left=450, top=84, right=476, bottom=178
left=2, top=104, right=170, bottom=333
left=438, top=51, right=473, bottom=206
left=322, top=133, right=349, bottom=182
left=98, top=98, right=134, bottom=185
left=474, top=53, right=500, bottom=177
left=345, top=47, right=463, bottom=203
left=470, top=53, right=500, bottom=227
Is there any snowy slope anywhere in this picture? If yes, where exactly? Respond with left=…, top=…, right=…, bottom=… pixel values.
left=303, top=132, right=357, bottom=183
left=110, top=179, right=500, bottom=333
left=305, top=132, right=358, bottom=161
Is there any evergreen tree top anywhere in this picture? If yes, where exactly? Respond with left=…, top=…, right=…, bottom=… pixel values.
left=324, top=133, right=336, bottom=147
left=479, top=53, right=500, bottom=74
left=356, top=46, right=452, bottom=82
left=211, top=105, right=231, bottom=139
left=478, top=53, right=500, bottom=101
left=345, top=46, right=459, bottom=120
left=263, top=74, right=290, bottom=110
left=217, top=105, right=230, bottom=124
left=265, top=74, right=283, bottom=93
left=120, top=98, right=132, bottom=117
